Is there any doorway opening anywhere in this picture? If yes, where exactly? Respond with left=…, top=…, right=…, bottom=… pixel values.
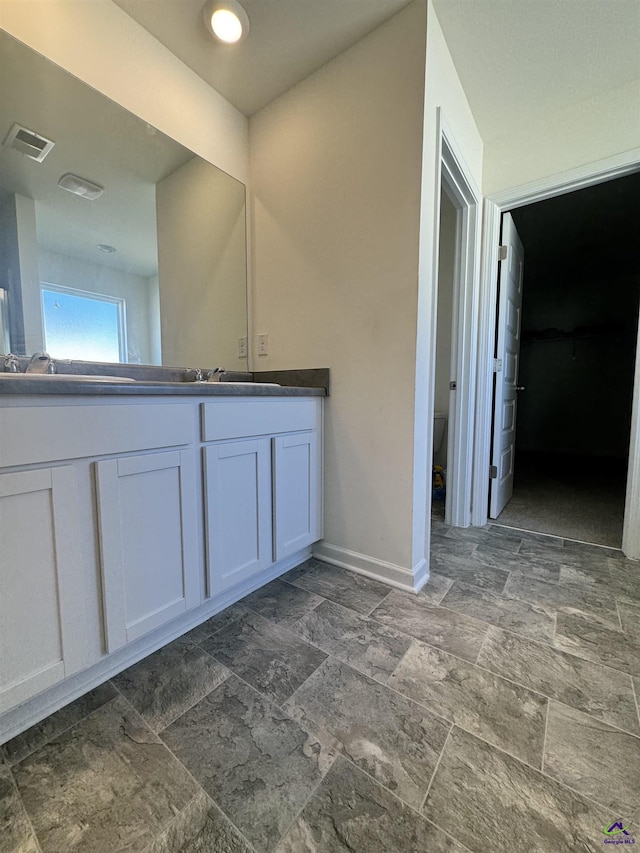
left=428, top=117, right=481, bottom=538
left=432, top=186, right=457, bottom=524
left=490, top=173, right=640, bottom=548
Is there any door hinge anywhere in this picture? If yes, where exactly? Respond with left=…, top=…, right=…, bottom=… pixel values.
left=493, top=358, right=502, bottom=373
left=498, top=245, right=508, bottom=262
left=489, top=465, right=498, bottom=479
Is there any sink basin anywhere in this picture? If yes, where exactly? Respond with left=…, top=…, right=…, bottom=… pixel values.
left=218, top=382, right=281, bottom=387
left=0, top=373, right=136, bottom=382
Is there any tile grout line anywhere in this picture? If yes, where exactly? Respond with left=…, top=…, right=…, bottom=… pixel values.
left=541, top=699, right=550, bottom=774
left=475, top=619, right=639, bottom=684
left=140, top=790, right=260, bottom=853
left=1, top=684, right=119, bottom=769
left=123, top=681, right=269, bottom=853
left=271, top=753, right=340, bottom=849
left=472, top=656, right=640, bottom=740
left=419, top=723, right=453, bottom=813
left=7, top=764, right=45, bottom=853
left=118, top=660, right=233, bottom=737
left=139, top=791, right=201, bottom=853
left=632, top=678, right=640, bottom=731
left=337, top=752, right=474, bottom=852
left=188, top=609, right=252, bottom=647
left=366, top=588, right=393, bottom=617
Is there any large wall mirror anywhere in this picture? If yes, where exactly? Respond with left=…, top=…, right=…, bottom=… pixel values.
left=0, top=31, right=248, bottom=370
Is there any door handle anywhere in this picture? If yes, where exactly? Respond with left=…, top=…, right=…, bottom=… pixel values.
left=516, top=386, right=526, bottom=392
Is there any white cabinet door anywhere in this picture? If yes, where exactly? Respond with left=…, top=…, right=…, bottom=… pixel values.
left=0, top=466, right=84, bottom=712
left=204, top=438, right=272, bottom=595
left=96, top=449, right=200, bottom=652
left=273, top=431, right=322, bottom=561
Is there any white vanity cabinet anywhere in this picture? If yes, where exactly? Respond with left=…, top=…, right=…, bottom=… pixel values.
left=0, top=391, right=323, bottom=743
left=201, top=398, right=323, bottom=596
left=0, top=465, right=85, bottom=713
left=0, top=401, right=199, bottom=714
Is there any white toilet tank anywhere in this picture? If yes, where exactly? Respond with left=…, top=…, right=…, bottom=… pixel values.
left=434, top=412, right=447, bottom=453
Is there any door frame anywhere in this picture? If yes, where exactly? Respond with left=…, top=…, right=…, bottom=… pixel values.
left=434, top=113, right=482, bottom=528
left=472, top=151, right=640, bottom=559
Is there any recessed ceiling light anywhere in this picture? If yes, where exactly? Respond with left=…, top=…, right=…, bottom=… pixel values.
left=203, top=0, right=250, bottom=44
left=96, top=244, right=116, bottom=254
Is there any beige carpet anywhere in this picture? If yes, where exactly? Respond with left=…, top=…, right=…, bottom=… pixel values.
left=494, top=452, right=626, bottom=548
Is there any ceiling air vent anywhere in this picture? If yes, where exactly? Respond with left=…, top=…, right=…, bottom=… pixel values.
left=3, top=122, right=55, bottom=162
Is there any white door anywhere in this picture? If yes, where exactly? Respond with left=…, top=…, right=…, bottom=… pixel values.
left=273, top=431, right=322, bottom=561
left=0, top=466, right=85, bottom=712
left=96, top=448, right=200, bottom=652
left=490, top=213, right=525, bottom=518
left=203, top=438, right=273, bottom=595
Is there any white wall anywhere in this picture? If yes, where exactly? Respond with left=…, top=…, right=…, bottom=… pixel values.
left=15, top=196, right=43, bottom=355
left=250, top=1, right=428, bottom=586
left=412, top=0, right=482, bottom=572
left=156, top=157, right=248, bottom=369
left=0, top=0, right=248, bottom=184
left=483, top=79, right=640, bottom=196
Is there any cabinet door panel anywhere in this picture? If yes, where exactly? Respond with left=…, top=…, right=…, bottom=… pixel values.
left=204, top=439, right=272, bottom=594
left=96, top=449, right=199, bottom=652
left=0, top=466, right=83, bottom=712
left=273, top=431, right=321, bottom=561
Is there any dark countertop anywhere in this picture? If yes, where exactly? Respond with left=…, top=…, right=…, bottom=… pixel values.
left=0, top=377, right=325, bottom=397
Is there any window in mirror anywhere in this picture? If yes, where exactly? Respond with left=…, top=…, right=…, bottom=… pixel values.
left=41, top=283, right=126, bottom=363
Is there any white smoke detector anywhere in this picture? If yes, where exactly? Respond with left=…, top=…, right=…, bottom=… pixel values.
left=3, top=122, right=55, bottom=162
left=58, top=173, right=104, bottom=200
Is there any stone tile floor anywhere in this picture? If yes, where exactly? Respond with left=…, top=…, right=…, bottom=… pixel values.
left=2, top=517, right=639, bottom=852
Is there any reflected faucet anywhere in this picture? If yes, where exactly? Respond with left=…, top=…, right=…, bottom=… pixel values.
left=26, top=352, right=55, bottom=374
left=2, top=353, right=20, bottom=372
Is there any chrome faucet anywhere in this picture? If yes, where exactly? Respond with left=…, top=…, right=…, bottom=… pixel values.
left=26, top=352, right=55, bottom=374
left=184, top=366, right=226, bottom=382
left=205, top=367, right=226, bottom=382
left=2, top=353, right=20, bottom=372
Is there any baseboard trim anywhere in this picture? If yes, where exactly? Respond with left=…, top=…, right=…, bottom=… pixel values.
left=411, top=557, right=430, bottom=593
left=0, top=547, right=312, bottom=745
left=312, top=542, right=423, bottom=593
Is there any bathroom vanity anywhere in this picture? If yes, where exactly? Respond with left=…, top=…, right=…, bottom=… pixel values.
left=0, top=378, right=324, bottom=742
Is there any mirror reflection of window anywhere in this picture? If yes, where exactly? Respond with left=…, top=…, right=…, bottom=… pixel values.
left=0, top=288, right=10, bottom=352
left=41, top=283, right=126, bottom=363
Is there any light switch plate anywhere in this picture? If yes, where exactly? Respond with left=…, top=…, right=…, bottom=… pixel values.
left=257, top=333, right=269, bottom=356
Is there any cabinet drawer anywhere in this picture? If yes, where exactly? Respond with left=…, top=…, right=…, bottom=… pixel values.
left=0, top=404, right=194, bottom=468
left=201, top=398, right=319, bottom=442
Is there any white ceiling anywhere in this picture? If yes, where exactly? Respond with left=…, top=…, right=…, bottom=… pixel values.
left=0, top=32, right=194, bottom=277
left=112, top=0, right=413, bottom=116
left=113, top=0, right=640, bottom=140
left=432, top=0, right=640, bottom=144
